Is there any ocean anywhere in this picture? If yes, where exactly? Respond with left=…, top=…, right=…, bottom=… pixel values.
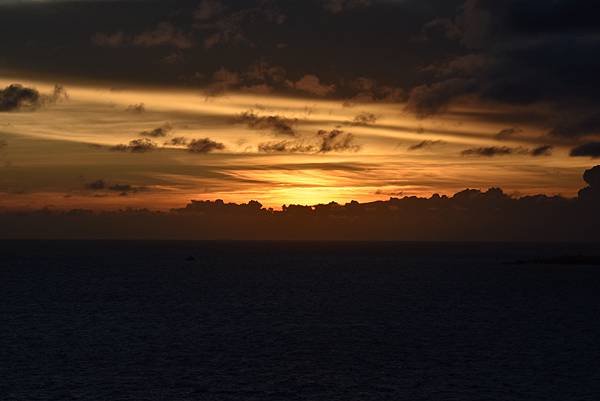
left=1, top=241, right=599, bottom=400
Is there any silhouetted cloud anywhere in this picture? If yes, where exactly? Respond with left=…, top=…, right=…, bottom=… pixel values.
left=408, top=140, right=444, bottom=151
left=258, top=140, right=315, bottom=153
left=570, top=142, right=600, bottom=158
left=85, top=180, right=106, bottom=190
left=0, top=83, right=67, bottom=112
left=140, top=124, right=173, bottom=138
left=578, top=165, right=600, bottom=201
left=187, top=138, right=225, bottom=153
left=47, top=84, right=69, bottom=103
left=126, top=103, right=146, bottom=113
left=462, top=145, right=553, bottom=157
left=165, top=137, right=188, bottom=146
left=108, top=184, right=146, bottom=195
left=84, top=180, right=146, bottom=195
left=317, top=129, right=360, bottom=153
left=110, top=138, right=158, bottom=153
left=584, top=165, right=600, bottom=188
left=461, top=146, right=524, bottom=157
left=257, top=129, right=360, bottom=154
left=531, top=145, right=553, bottom=157
left=0, top=84, right=40, bottom=111
left=495, top=127, right=522, bottom=141
left=237, top=111, right=297, bottom=136
left=351, top=112, right=377, bottom=126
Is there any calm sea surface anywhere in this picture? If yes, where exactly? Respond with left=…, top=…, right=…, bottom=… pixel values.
left=1, top=241, right=599, bottom=401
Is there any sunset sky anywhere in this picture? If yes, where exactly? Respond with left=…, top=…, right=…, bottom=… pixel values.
left=1, top=0, right=598, bottom=210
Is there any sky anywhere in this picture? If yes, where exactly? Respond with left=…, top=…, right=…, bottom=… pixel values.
left=1, top=0, right=599, bottom=210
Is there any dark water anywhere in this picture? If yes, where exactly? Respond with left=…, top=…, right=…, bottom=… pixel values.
left=2, top=241, right=600, bottom=401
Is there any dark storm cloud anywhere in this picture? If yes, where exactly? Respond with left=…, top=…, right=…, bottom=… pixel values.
left=237, top=111, right=298, bottom=137
left=4, top=0, right=600, bottom=146
left=0, top=0, right=449, bottom=97
left=421, top=17, right=462, bottom=41
left=93, top=23, right=194, bottom=49
left=203, top=62, right=338, bottom=98
left=193, top=0, right=286, bottom=49
left=570, top=142, right=600, bottom=159
left=187, top=138, right=225, bottom=153
left=549, top=112, right=600, bottom=138
left=342, top=77, right=406, bottom=105
left=406, top=78, right=476, bottom=118
left=132, top=23, right=194, bottom=49
left=408, top=0, right=600, bottom=141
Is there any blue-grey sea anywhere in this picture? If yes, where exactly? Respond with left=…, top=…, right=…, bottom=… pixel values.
left=1, top=241, right=600, bottom=401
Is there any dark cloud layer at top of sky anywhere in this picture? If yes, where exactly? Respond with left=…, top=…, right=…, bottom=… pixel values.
left=1, top=0, right=600, bottom=148
left=0, top=0, right=459, bottom=88
left=406, top=0, right=600, bottom=142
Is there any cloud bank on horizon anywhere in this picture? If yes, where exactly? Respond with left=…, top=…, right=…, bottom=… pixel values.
left=2, top=165, right=599, bottom=241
